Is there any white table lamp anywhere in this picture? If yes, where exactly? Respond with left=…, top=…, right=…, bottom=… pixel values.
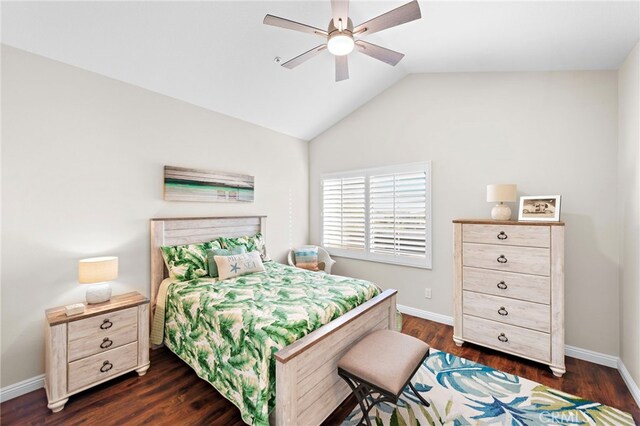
left=487, top=184, right=517, bottom=220
left=79, top=256, right=118, bottom=304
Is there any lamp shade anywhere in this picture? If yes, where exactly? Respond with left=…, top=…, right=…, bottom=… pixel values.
left=78, top=256, right=118, bottom=284
left=487, top=184, right=517, bottom=202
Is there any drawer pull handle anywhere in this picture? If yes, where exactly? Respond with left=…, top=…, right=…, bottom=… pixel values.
left=100, top=360, right=113, bottom=373
left=497, top=231, right=508, bottom=240
left=100, top=319, right=113, bottom=330
left=498, top=306, right=509, bottom=316
left=498, top=333, right=509, bottom=343
left=100, top=338, right=113, bottom=349
left=497, top=281, right=508, bottom=290
left=497, top=255, right=508, bottom=264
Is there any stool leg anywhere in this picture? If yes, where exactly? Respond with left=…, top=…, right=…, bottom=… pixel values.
left=353, top=387, right=374, bottom=426
left=339, top=372, right=398, bottom=426
left=341, top=375, right=373, bottom=426
left=409, top=382, right=430, bottom=407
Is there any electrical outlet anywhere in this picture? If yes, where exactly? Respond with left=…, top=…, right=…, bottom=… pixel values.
left=424, top=288, right=432, bottom=299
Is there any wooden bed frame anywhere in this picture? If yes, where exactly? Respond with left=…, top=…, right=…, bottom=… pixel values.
left=150, top=216, right=397, bottom=426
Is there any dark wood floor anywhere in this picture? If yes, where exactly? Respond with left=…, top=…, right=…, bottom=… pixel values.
left=2, top=315, right=639, bottom=425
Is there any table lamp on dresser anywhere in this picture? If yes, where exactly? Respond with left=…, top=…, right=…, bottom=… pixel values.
left=78, top=256, right=118, bottom=304
left=487, top=184, right=517, bottom=220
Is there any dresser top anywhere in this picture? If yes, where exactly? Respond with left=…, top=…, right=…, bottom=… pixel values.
left=46, top=292, right=149, bottom=326
left=453, top=219, right=565, bottom=226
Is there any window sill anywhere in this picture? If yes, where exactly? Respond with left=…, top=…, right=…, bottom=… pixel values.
left=326, top=248, right=432, bottom=270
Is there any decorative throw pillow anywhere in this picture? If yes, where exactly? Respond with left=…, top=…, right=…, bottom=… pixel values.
left=294, top=246, right=319, bottom=271
left=161, top=240, right=222, bottom=281
left=219, top=233, right=271, bottom=262
left=215, top=251, right=265, bottom=280
left=207, top=246, right=246, bottom=278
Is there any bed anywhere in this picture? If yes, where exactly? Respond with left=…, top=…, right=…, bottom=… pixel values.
left=150, top=216, right=397, bottom=426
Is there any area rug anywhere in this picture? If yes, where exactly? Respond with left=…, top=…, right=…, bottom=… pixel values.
left=342, top=349, right=634, bottom=426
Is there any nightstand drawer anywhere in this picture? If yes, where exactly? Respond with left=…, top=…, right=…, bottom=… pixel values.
left=463, top=267, right=550, bottom=304
left=463, top=224, right=550, bottom=248
left=68, top=323, right=138, bottom=362
left=463, top=243, right=550, bottom=276
left=463, top=291, right=550, bottom=332
left=68, top=341, right=138, bottom=392
left=68, top=307, right=137, bottom=342
left=463, top=315, right=550, bottom=363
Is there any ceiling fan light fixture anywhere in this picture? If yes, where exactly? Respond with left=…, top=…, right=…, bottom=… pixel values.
left=327, top=33, right=354, bottom=56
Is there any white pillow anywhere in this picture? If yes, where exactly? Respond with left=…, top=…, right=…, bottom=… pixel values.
left=215, top=251, right=265, bottom=280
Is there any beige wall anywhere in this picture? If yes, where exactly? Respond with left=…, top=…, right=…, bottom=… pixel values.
left=0, top=46, right=309, bottom=387
left=309, top=71, right=620, bottom=356
left=618, top=41, right=640, bottom=385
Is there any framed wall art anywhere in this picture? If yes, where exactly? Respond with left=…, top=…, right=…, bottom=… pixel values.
left=164, top=166, right=254, bottom=202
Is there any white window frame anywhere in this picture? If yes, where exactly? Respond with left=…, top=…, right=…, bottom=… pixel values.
left=321, top=161, right=432, bottom=269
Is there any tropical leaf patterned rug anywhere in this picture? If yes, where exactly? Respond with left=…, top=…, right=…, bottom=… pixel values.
left=342, top=349, right=634, bottom=426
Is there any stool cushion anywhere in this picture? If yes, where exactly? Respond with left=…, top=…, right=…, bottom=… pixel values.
left=338, top=330, right=430, bottom=396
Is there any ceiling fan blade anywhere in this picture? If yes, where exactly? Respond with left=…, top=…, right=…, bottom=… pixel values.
left=331, top=0, right=349, bottom=28
left=353, top=0, right=421, bottom=36
left=335, top=55, right=349, bottom=82
left=263, top=14, right=328, bottom=37
left=281, top=45, right=327, bottom=69
left=355, top=40, right=405, bottom=66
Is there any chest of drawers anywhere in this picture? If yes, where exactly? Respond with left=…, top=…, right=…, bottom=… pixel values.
left=44, top=292, right=150, bottom=412
left=453, top=219, right=565, bottom=377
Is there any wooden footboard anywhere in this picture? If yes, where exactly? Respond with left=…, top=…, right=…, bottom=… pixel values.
left=274, top=289, right=397, bottom=426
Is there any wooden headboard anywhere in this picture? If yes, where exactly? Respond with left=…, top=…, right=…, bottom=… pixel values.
left=149, top=216, right=266, bottom=317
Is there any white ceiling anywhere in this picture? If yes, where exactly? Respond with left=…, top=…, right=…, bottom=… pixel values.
left=2, top=1, right=639, bottom=140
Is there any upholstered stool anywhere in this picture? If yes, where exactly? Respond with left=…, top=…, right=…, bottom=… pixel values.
left=337, top=330, right=430, bottom=426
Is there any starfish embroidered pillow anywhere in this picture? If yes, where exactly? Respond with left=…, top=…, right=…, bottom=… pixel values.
left=215, top=250, right=265, bottom=280
left=207, top=246, right=247, bottom=278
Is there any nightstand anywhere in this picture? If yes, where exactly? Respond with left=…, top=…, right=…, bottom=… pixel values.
left=44, top=292, right=150, bottom=413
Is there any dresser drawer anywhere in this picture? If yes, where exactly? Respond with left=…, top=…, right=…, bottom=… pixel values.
left=463, top=315, right=550, bottom=363
left=463, top=243, right=550, bottom=276
left=68, top=323, right=138, bottom=362
left=463, top=267, right=550, bottom=304
left=463, top=224, right=550, bottom=248
left=68, top=307, right=137, bottom=342
left=68, top=342, right=138, bottom=392
left=463, top=291, right=550, bottom=332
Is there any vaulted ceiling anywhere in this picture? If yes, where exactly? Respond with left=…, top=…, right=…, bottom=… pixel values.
left=2, top=1, right=639, bottom=140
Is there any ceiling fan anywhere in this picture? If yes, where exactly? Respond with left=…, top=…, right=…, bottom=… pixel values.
left=263, top=0, right=422, bottom=82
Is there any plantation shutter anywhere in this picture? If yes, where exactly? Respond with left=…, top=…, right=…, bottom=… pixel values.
left=369, top=170, right=427, bottom=258
left=322, top=176, right=366, bottom=251
left=321, top=162, right=431, bottom=268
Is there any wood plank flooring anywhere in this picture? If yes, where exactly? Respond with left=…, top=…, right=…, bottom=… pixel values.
left=2, top=315, right=638, bottom=425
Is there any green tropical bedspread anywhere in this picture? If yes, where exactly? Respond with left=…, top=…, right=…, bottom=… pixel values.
left=162, top=261, right=380, bottom=426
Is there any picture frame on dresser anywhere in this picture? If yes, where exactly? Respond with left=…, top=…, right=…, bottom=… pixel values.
left=452, top=219, right=565, bottom=377
left=518, top=195, right=562, bottom=222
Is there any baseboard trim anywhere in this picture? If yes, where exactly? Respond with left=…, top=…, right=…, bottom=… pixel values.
left=618, top=359, right=640, bottom=408
left=564, top=344, right=619, bottom=368
left=397, top=305, right=625, bottom=368
left=0, top=374, right=44, bottom=403
left=397, top=304, right=454, bottom=326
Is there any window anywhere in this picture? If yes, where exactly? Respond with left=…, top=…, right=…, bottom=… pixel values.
left=321, top=162, right=431, bottom=268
